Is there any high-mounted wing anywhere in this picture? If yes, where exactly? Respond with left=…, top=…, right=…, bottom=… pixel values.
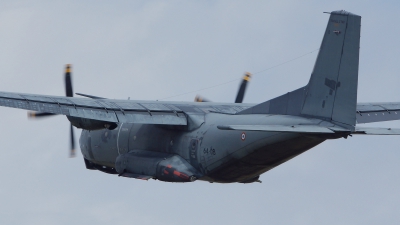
left=3, top=89, right=399, bottom=129
left=0, top=91, right=252, bottom=127
left=356, top=102, right=400, bottom=123
left=0, top=91, right=187, bottom=126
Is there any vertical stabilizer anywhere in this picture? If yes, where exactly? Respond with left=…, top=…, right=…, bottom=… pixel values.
left=301, top=10, right=361, bottom=129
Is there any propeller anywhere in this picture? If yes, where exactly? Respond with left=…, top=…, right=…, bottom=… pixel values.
left=195, top=72, right=252, bottom=103
left=28, top=64, right=76, bottom=157
left=65, top=64, right=76, bottom=157
left=194, top=95, right=210, bottom=102
left=234, top=72, right=251, bottom=103
left=75, top=92, right=106, bottom=99
left=28, top=112, right=57, bottom=118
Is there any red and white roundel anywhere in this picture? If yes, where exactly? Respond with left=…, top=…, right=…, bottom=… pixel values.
left=241, top=132, right=246, bottom=141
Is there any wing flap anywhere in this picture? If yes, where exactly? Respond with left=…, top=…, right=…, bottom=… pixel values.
left=114, top=111, right=187, bottom=125
left=68, top=107, right=119, bottom=122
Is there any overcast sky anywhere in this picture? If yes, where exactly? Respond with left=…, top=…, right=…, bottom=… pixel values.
left=0, top=1, right=400, bottom=224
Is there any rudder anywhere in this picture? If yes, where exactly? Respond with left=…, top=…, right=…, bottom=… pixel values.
left=301, top=10, right=361, bottom=129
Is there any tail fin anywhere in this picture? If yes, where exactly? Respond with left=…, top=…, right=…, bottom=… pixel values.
left=301, top=10, right=361, bottom=128
left=238, top=11, right=361, bottom=129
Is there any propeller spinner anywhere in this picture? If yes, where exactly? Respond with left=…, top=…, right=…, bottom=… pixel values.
left=28, top=64, right=76, bottom=157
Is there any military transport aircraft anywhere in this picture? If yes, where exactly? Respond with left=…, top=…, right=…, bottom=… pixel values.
left=1, top=10, right=400, bottom=183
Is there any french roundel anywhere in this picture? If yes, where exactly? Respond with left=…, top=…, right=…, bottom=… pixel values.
left=241, top=132, right=246, bottom=141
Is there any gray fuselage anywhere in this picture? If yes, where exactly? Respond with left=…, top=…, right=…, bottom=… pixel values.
left=79, top=113, right=332, bottom=183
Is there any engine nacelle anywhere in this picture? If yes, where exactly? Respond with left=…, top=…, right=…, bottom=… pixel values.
left=115, top=150, right=203, bottom=182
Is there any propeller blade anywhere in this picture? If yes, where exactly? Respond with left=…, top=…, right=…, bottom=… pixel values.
left=194, top=95, right=210, bottom=102
left=235, top=72, right=251, bottom=103
left=66, top=64, right=76, bottom=157
left=75, top=92, right=106, bottom=99
left=28, top=112, right=57, bottom=118
left=195, top=72, right=252, bottom=103
left=65, top=64, right=73, bottom=97
left=27, top=64, right=77, bottom=158
left=70, top=124, right=76, bottom=157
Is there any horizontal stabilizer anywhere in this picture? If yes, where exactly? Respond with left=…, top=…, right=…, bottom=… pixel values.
left=217, top=125, right=349, bottom=134
left=352, top=127, right=400, bottom=135
left=356, top=102, right=400, bottom=123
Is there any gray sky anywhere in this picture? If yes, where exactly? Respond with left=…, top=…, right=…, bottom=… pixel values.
left=0, top=1, right=400, bottom=224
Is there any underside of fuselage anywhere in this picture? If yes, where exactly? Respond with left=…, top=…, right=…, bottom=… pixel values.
left=200, top=135, right=325, bottom=183
left=80, top=124, right=327, bottom=183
